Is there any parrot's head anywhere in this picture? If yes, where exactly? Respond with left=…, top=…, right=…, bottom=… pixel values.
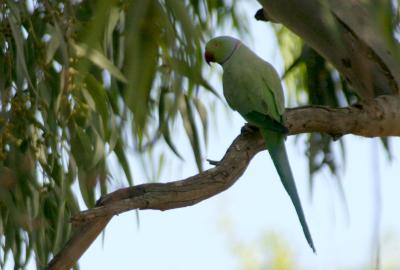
left=205, top=36, right=240, bottom=65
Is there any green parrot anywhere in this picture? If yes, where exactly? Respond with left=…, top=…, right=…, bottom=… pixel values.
left=205, top=36, right=315, bottom=252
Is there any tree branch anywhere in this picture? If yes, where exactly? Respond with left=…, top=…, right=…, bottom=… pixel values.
left=256, top=0, right=400, bottom=98
left=46, top=96, right=400, bottom=270
left=286, top=95, right=400, bottom=137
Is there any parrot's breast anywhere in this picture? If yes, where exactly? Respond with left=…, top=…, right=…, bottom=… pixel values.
left=222, top=55, right=260, bottom=115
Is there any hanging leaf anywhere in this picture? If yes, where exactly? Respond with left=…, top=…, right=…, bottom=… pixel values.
left=84, top=74, right=110, bottom=128
left=193, top=97, right=209, bottom=146
left=71, top=42, right=128, bottom=83
left=0, top=1, right=246, bottom=268
left=114, top=140, right=134, bottom=186
left=45, top=24, right=61, bottom=65
left=180, top=95, right=203, bottom=172
left=8, top=15, right=33, bottom=90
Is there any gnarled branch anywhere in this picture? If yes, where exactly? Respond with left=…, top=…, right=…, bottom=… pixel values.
left=46, top=95, right=400, bottom=270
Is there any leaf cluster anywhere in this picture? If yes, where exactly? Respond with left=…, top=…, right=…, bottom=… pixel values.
left=274, top=22, right=395, bottom=191
left=0, top=0, right=243, bottom=268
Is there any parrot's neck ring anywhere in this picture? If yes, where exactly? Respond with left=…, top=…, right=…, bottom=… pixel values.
left=221, top=41, right=241, bottom=65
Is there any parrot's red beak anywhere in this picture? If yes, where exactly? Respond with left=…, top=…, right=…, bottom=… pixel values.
left=204, top=51, right=214, bottom=65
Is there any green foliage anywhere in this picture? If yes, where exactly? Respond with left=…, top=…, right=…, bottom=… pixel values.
left=274, top=26, right=345, bottom=188
left=273, top=2, right=400, bottom=188
left=0, top=0, right=398, bottom=268
left=0, top=0, right=243, bottom=268
left=274, top=24, right=394, bottom=191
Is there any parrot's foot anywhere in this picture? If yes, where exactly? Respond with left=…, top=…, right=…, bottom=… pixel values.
left=241, top=123, right=259, bottom=134
left=207, top=158, right=221, bottom=166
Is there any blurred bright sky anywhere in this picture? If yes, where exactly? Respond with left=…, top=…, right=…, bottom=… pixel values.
left=8, top=1, right=400, bottom=270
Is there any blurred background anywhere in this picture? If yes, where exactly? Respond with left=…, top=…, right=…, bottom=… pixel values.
left=1, top=1, right=399, bottom=269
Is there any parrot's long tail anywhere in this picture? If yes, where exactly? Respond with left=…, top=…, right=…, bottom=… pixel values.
left=260, top=128, right=316, bottom=253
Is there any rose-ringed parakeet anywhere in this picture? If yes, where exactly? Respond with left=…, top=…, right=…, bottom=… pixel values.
left=205, top=36, right=315, bottom=252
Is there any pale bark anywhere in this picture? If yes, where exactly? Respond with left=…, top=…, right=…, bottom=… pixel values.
left=46, top=95, right=400, bottom=270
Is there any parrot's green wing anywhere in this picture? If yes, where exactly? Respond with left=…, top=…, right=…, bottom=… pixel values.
left=242, top=59, right=284, bottom=126
left=244, top=111, right=288, bottom=134
left=260, top=60, right=285, bottom=117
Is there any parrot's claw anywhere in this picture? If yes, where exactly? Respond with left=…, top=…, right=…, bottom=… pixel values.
left=241, top=123, right=258, bottom=134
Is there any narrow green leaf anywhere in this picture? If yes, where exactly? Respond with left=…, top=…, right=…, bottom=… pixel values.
left=77, top=169, right=94, bottom=208
left=156, top=153, right=165, bottom=180
left=71, top=42, right=128, bottom=83
left=8, top=15, right=34, bottom=89
left=84, top=74, right=110, bottom=129
left=380, top=137, right=392, bottom=161
left=45, top=24, right=61, bottom=64
left=105, top=7, right=120, bottom=48
left=114, top=140, right=134, bottom=186
left=6, top=0, right=21, bottom=22
left=193, top=97, right=208, bottom=145
left=158, top=88, right=183, bottom=159
left=162, top=126, right=183, bottom=160
left=91, top=130, right=105, bottom=168
left=52, top=199, right=65, bottom=253
left=170, top=57, right=220, bottom=98
left=181, top=95, right=203, bottom=171
left=165, top=0, right=201, bottom=49
left=106, top=113, right=119, bottom=153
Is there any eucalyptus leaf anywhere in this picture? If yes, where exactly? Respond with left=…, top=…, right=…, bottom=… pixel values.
left=0, top=1, right=245, bottom=268
left=45, top=24, right=61, bottom=64
left=181, top=95, right=203, bottom=172
left=71, top=42, right=128, bottom=83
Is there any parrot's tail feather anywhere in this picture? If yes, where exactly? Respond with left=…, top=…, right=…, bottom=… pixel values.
left=260, top=129, right=316, bottom=253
